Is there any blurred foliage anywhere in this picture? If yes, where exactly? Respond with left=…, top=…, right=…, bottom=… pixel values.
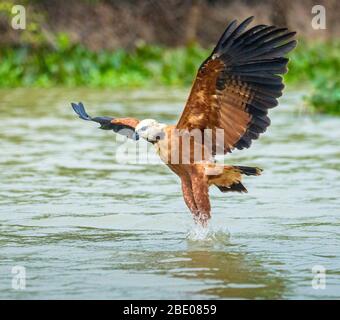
left=0, top=39, right=209, bottom=87
left=306, top=78, right=340, bottom=115
left=286, top=41, right=340, bottom=115
left=285, top=40, right=340, bottom=84
left=0, top=33, right=339, bottom=114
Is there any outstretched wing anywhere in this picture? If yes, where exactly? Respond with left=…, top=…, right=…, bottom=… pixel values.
left=71, top=102, right=140, bottom=140
left=176, top=16, right=297, bottom=154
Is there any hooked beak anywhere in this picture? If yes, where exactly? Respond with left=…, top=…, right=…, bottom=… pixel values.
left=146, top=131, right=165, bottom=143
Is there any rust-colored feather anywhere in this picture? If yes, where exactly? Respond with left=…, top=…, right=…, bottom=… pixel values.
left=111, top=118, right=140, bottom=128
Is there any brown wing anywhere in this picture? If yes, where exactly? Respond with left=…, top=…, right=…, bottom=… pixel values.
left=176, top=16, right=297, bottom=154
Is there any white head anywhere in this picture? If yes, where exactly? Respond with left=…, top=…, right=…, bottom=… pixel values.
left=135, top=119, right=166, bottom=142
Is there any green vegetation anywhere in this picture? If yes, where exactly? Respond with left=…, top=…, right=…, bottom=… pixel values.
left=285, top=41, right=340, bottom=115
left=0, top=35, right=339, bottom=114
left=307, top=78, right=340, bottom=115
left=285, top=41, right=339, bottom=84
left=0, top=35, right=209, bottom=87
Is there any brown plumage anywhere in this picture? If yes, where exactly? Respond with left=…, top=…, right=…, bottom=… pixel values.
left=72, top=17, right=297, bottom=227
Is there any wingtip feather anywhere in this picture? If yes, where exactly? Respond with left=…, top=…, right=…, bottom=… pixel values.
left=71, top=102, right=92, bottom=121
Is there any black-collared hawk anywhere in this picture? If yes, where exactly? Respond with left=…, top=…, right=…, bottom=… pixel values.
left=72, top=17, right=297, bottom=226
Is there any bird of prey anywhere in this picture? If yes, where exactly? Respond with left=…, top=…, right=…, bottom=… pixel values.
left=72, top=17, right=297, bottom=227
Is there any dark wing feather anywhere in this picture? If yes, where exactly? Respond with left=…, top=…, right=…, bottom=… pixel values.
left=176, top=17, right=297, bottom=154
left=71, top=102, right=92, bottom=121
left=71, top=102, right=140, bottom=140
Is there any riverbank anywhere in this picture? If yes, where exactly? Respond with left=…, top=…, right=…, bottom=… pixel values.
left=0, top=40, right=339, bottom=114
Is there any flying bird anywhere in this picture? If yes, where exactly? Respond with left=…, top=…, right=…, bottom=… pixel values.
left=72, top=17, right=297, bottom=226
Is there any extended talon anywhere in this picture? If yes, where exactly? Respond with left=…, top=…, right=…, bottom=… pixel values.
left=193, top=213, right=210, bottom=228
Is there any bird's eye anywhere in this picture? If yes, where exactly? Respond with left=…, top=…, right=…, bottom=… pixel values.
left=140, top=126, right=148, bottom=131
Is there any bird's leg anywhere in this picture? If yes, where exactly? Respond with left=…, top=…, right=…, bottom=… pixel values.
left=181, top=177, right=199, bottom=216
left=190, top=166, right=211, bottom=227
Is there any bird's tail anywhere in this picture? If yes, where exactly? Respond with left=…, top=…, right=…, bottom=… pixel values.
left=233, top=166, right=263, bottom=177
left=207, top=165, right=262, bottom=193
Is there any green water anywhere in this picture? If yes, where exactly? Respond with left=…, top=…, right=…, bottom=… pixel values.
left=0, top=88, right=339, bottom=299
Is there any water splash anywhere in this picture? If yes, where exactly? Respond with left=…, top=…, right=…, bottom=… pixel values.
left=186, top=223, right=230, bottom=244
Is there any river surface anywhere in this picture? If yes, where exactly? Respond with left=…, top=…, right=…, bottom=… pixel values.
left=0, top=88, right=339, bottom=299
